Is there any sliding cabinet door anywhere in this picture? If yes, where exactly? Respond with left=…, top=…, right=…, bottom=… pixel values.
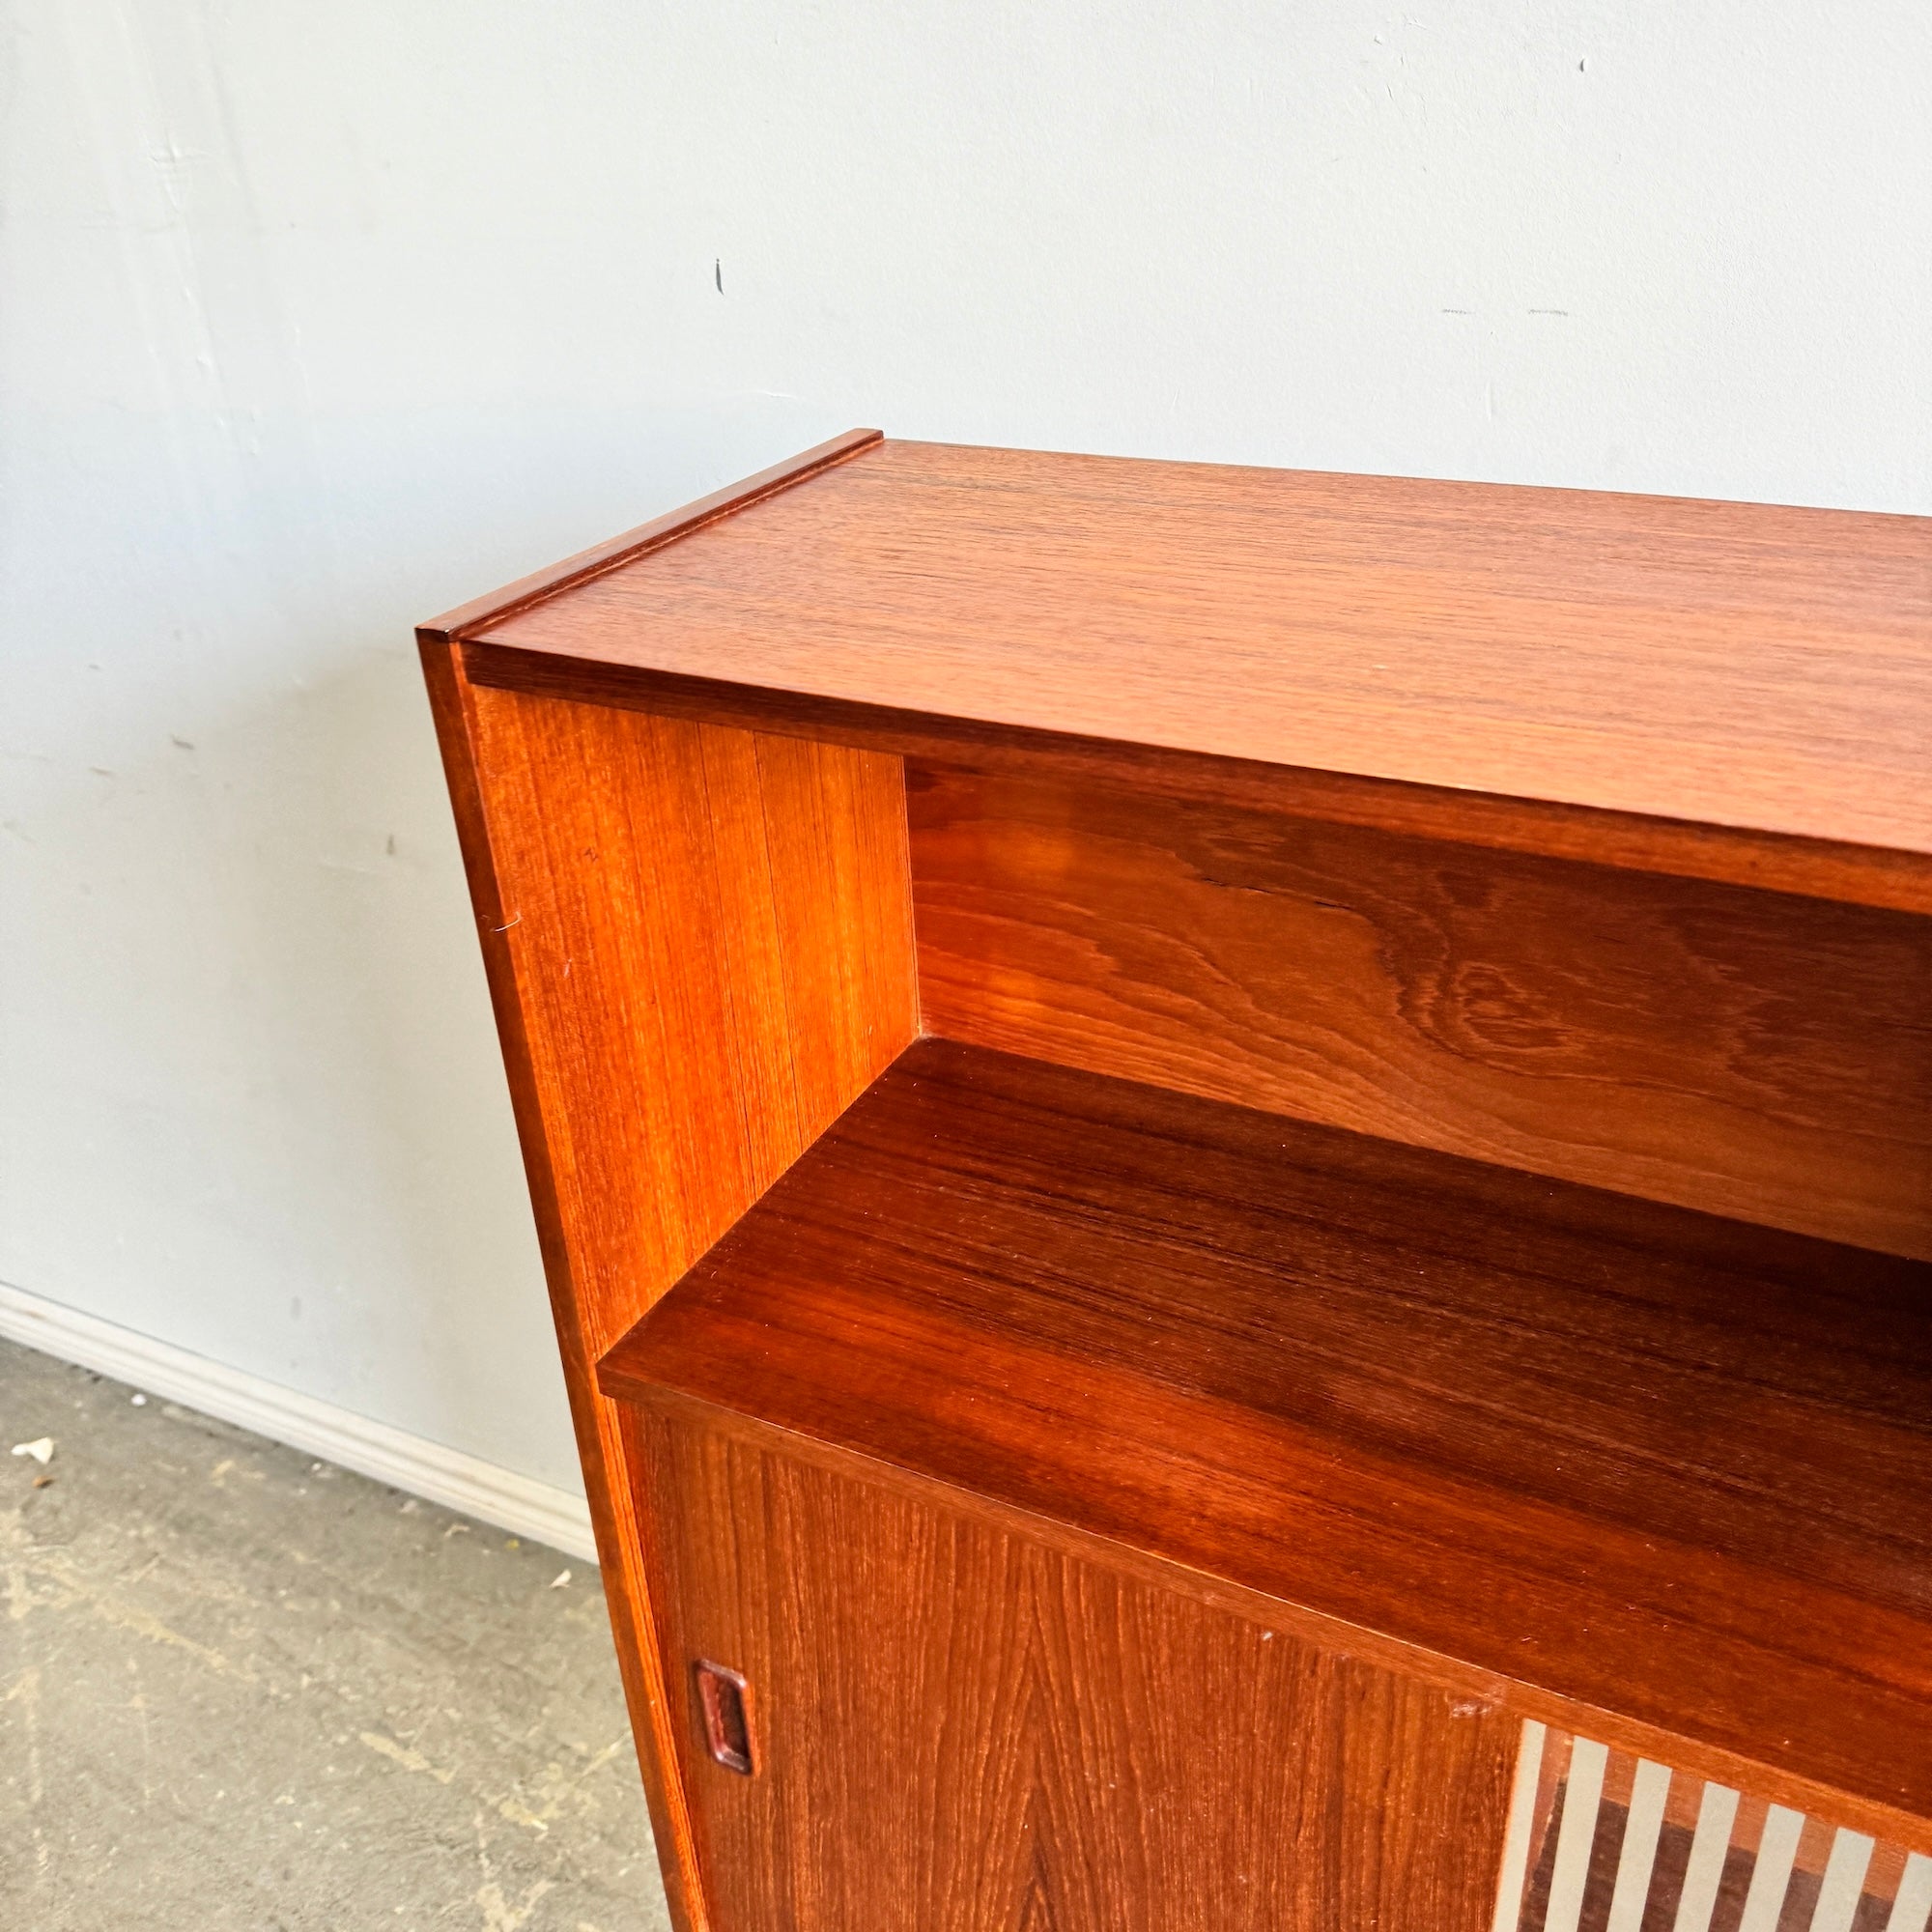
left=626, top=1406, right=1518, bottom=1932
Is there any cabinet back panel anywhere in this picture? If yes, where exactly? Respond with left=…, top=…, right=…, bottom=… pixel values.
left=634, top=1406, right=1519, bottom=1932
left=907, top=763, right=1932, bottom=1259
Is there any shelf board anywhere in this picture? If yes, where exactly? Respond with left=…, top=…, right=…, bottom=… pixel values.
left=600, top=1038, right=1932, bottom=1831
left=447, top=437, right=1932, bottom=909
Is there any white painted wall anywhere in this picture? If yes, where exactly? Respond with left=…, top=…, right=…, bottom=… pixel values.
left=5, top=2, right=1928, bottom=1496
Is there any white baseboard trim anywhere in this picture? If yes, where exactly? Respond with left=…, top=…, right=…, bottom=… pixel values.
left=0, top=1280, right=597, bottom=1563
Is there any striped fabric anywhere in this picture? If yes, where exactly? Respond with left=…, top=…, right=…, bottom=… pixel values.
left=1493, top=1725, right=1932, bottom=1932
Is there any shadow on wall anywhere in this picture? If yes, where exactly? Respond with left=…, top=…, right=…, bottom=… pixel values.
left=216, top=645, right=563, bottom=1462
left=2, top=398, right=846, bottom=1491
left=5, top=639, right=567, bottom=1479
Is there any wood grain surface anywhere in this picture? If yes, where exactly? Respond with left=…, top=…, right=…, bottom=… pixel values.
left=908, top=763, right=1932, bottom=1259
left=420, top=667, right=918, bottom=1932
left=463, top=685, right=917, bottom=1364
left=599, top=1039, right=1932, bottom=1841
left=628, top=1404, right=1519, bottom=1932
left=464, top=438, right=1932, bottom=905
left=422, top=435, right=1932, bottom=1930
left=419, top=428, right=882, bottom=642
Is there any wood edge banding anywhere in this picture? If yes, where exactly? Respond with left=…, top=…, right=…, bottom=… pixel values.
left=413, top=638, right=717, bottom=1932
left=415, top=427, right=885, bottom=644
left=455, top=645, right=1932, bottom=917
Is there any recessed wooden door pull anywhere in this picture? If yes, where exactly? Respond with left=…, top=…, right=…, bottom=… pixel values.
left=693, top=1660, right=753, bottom=1775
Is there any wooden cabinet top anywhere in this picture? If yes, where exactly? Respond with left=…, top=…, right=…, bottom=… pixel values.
left=424, top=430, right=1931, bottom=910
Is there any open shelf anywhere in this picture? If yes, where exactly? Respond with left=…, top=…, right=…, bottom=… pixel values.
left=601, top=1037, right=1932, bottom=1828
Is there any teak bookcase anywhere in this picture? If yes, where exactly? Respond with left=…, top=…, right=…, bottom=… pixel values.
left=420, top=430, right=1932, bottom=1932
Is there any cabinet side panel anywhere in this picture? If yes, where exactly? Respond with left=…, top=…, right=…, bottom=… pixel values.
left=422, top=658, right=917, bottom=1932
left=466, top=687, right=918, bottom=1360
left=632, top=1406, right=1518, bottom=1932
left=908, top=764, right=1932, bottom=1259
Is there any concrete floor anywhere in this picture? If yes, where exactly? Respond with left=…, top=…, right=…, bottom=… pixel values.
left=0, top=1336, right=671, bottom=1931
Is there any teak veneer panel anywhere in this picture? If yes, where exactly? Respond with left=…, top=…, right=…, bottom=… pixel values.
left=418, top=663, right=918, bottom=1930
left=452, top=437, right=1932, bottom=912
left=460, top=685, right=917, bottom=1363
left=599, top=1040, right=1932, bottom=1845
left=909, top=764, right=1932, bottom=1259
left=422, top=435, right=1932, bottom=1932
left=626, top=1407, right=1519, bottom=1932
